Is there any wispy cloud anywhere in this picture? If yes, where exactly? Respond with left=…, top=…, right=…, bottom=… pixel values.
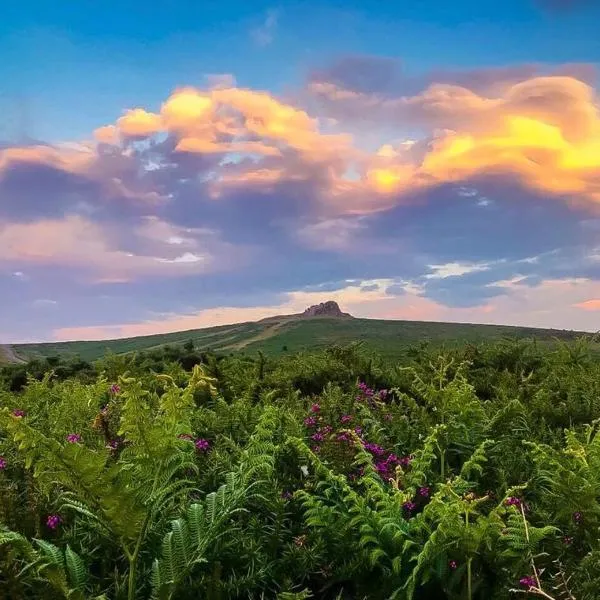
left=250, top=9, right=280, bottom=47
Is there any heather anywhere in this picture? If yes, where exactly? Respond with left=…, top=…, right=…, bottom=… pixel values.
left=1, top=339, right=600, bottom=599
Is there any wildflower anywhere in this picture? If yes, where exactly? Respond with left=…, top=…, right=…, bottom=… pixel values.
left=386, top=453, right=399, bottom=465
left=195, top=438, right=210, bottom=452
left=519, top=576, right=536, bottom=589
left=281, top=490, right=293, bottom=500
left=340, top=414, right=353, bottom=424
left=106, top=440, right=119, bottom=451
left=46, top=514, right=61, bottom=530
left=379, top=389, right=389, bottom=400
left=337, top=431, right=352, bottom=443
left=573, top=511, right=582, bottom=523
left=12, top=409, right=25, bottom=417
left=321, top=425, right=333, bottom=435
left=449, top=560, right=458, bottom=570
left=403, top=501, right=417, bottom=513
left=0, top=457, right=6, bottom=470
left=312, top=445, right=321, bottom=453
left=419, top=486, right=430, bottom=498
left=177, top=433, right=194, bottom=441
left=505, top=496, right=522, bottom=507
left=354, top=426, right=363, bottom=435
left=110, top=384, right=120, bottom=395
left=399, top=455, right=412, bottom=467
left=563, top=535, right=573, bottom=545
left=363, top=442, right=385, bottom=456
left=304, top=416, right=317, bottom=428
left=66, top=433, right=81, bottom=444
left=310, top=403, right=321, bottom=413
left=311, top=432, right=324, bottom=443
left=375, top=461, right=389, bottom=476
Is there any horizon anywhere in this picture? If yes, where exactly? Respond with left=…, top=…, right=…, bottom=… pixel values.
left=3, top=0, right=600, bottom=343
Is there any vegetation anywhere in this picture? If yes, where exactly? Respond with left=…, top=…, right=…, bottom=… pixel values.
left=9, top=315, right=589, bottom=363
left=1, top=338, right=600, bottom=599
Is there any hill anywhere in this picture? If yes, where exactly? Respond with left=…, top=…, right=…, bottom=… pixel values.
left=4, top=300, right=592, bottom=363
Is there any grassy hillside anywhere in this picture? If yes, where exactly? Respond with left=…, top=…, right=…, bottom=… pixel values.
left=9, top=315, right=590, bottom=363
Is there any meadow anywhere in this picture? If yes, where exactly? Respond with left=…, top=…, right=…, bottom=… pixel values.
left=1, top=338, right=600, bottom=599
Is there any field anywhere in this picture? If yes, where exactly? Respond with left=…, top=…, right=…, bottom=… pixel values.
left=1, top=336, right=600, bottom=599
left=8, top=315, right=591, bottom=363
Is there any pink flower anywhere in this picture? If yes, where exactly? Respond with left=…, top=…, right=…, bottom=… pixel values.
left=12, top=409, right=25, bottom=418
left=46, top=514, right=61, bottom=530
left=419, top=486, right=430, bottom=498
left=110, top=384, right=120, bottom=395
left=310, top=403, right=321, bottom=413
left=195, top=438, right=210, bottom=452
left=0, top=457, right=6, bottom=470
left=304, top=416, right=317, bottom=427
left=66, top=433, right=81, bottom=444
left=519, top=576, right=536, bottom=589
left=340, top=414, right=353, bottom=424
left=449, top=560, right=458, bottom=570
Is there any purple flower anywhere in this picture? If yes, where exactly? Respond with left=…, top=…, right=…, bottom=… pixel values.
left=177, top=433, right=194, bottom=441
left=563, top=535, right=573, bottom=545
left=363, top=442, right=385, bottom=456
left=312, top=445, right=321, bottom=453
left=66, top=433, right=81, bottom=444
left=403, top=501, right=417, bottom=513
left=304, top=416, right=317, bottom=428
left=399, top=455, right=412, bottom=467
left=46, top=514, right=61, bottom=530
left=354, top=427, right=363, bottom=435
left=449, top=560, right=458, bottom=570
left=519, top=576, right=536, bottom=589
left=110, top=384, right=120, bottom=395
left=505, top=496, right=522, bottom=507
left=106, top=440, right=119, bottom=451
left=419, top=486, right=430, bottom=498
left=337, top=431, right=352, bottom=443
left=195, top=438, right=210, bottom=452
left=573, top=511, right=582, bottom=523
left=386, top=453, right=399, bottom=465
left=310, top=403, right=321, bottom=413
left=12, top=409, right=25, bottom=418
left=340, top=414, right=353, bottom=424
left=375, top=461, right=389, bottom=476
left=281, top=490, right=293, bottom=500
left=321, top=425, right=333, bottom=435
left=0, top=457, right=6, bottom=470
left=379, top=389, right=389, bottom=400
left=311, top=432, right=324, bottom=443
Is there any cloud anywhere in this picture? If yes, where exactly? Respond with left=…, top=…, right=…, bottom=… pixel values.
left=424, top=261, right=492, bottom=279
left=250, top=9, right=280, bottom=47
left=0, top=214, right=248, bottom=282
left=5, top=61, right=600, bottom=341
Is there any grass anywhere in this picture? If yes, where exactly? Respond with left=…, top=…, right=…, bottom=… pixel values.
left=9, top=315, right=592, bottom=363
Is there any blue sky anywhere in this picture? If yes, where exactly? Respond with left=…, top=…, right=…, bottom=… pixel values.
left=2, top=0, right=600, bottom=341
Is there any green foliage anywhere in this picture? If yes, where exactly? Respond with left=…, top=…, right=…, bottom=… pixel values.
left=2, top=339, right=600, bottom=599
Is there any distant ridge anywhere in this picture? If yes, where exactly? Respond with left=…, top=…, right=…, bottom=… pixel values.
left=5, top=299, right=593, bottom=364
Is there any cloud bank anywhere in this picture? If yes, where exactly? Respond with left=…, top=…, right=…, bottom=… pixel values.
left=3, top=58, right=600, bottom=342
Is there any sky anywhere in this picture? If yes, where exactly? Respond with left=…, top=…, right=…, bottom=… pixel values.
left=3, top=0, right=600, bottom=342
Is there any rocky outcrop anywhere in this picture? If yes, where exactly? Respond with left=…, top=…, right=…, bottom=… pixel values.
left=300, top=301, right=353, bottom=318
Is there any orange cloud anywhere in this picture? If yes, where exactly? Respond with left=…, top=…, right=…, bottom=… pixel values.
left=5, top=69, right=600, bottom=218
